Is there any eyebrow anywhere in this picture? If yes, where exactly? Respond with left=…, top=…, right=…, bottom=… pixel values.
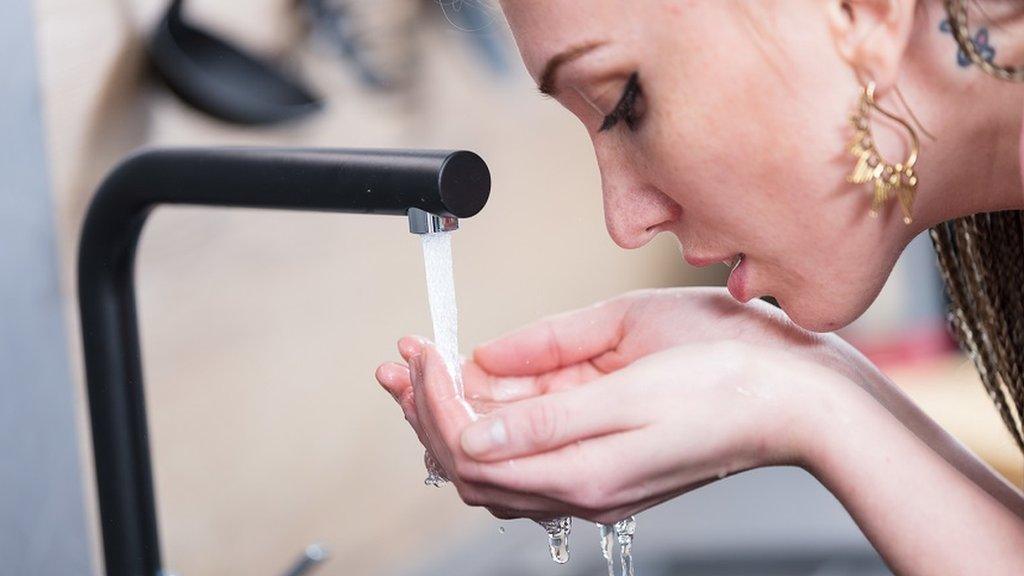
left=537, top=41, right=607, bottom=96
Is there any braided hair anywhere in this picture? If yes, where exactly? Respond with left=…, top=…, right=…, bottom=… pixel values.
left=933, top=0, right=1024, bottom=452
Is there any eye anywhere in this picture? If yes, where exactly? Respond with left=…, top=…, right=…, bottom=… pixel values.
left=598, top=72, right=645, bottom=133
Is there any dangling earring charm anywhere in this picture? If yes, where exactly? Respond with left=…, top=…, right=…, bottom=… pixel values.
left=847, top=81, right=920, bottom=224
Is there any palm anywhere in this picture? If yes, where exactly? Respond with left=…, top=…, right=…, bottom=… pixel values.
left=459, top=359, right=605, bottom=415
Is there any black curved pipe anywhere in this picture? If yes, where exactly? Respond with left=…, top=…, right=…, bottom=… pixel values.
left=77, top=147, right=490, bottom=576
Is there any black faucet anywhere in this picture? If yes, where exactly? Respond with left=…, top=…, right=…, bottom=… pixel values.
left=77, top=147, right=490, bottom=576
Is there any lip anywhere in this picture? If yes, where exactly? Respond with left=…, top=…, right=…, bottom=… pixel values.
left=684, top=252, right=737, bottom=268
left=726, top=255, right=751, bottom=302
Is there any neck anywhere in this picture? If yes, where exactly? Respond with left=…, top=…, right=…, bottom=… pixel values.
left=918, top=86, right=1023, bottom=228
left=903, top=6, right=1024, bottom=237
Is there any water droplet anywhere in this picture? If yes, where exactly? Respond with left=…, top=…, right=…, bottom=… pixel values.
left=498, top=526, right=506, bottom=535
left=423, top=451, right=449, bottom=487
left=537, top=517, right=572, bottom=564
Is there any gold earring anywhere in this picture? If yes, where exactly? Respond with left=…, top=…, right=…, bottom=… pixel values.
left=847, top=81, right=920, bottom=225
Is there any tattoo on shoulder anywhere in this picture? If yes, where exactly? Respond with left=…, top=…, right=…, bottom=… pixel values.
left=940, top=19, right=997, bottom=68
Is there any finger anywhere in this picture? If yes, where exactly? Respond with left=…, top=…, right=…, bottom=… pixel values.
left=466, top=372, right=540, bottom=403
left=459, top=377, right=638, bottom=462
left=398, top=335, right=428, bottom=362
left=462, top=424, right=665, bottom=510
left=473, top=364, right=601, bottom=403
left=410, top=347, right=477, bottom=476
left=534, top=361, right=605, bottom=394
left=411, top=352, right=450, bottom=467
left=470, top=424, right=717, bottom=515
left=454, top=360, right=536, bottom=405
left=585, top=493, right=674, bottom=525
left=400, top=336, right=502, bottom=403
left=487, top=507, right=559, bottom=522
left=418, top=345, right=478, bottom=447
left=473, top=297, right=633, bottom=376
left=583, top=476, right=719, bottom=525
left=457, top=481, right=574, bottom=519
left=375, top=362, right=430, bottom=448
left=401, top=337, right=585, bottom=406
left=375, top=362, right=419, bottom=425
left=375, top=362, right=411, bottom=401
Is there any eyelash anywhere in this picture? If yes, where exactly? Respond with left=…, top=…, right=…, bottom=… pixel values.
left=599, top=72, right=644, bottom=133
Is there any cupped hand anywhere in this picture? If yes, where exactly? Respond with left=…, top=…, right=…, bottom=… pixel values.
left=375, top=288, right=856, bottom=523
left=375, top=335, right=609, bottom=521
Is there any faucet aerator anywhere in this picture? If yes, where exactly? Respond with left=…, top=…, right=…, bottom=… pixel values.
left=409, top=208, right=459, bottom=234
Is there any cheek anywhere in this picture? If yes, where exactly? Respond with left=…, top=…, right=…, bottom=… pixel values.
left=634, top=6, right=891, bottom=329
left=642, top=68, right=888, bottom=330
left=643, top=5, right=856, bottom=232
left=639, top=61, right=841, bottom=251
left=639, top=80, right=822, bottom=254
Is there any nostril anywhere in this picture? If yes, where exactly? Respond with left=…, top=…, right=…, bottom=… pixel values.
left=604, top=212, right=668, bottom=250
left=602, top=184, right=680, bottom=249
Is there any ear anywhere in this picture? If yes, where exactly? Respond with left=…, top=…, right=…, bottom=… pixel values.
left=827, top=0, right=918, bottom=93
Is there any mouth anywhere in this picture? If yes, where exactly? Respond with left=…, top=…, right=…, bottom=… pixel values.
left=725, top=253, right=750, bottom=302
left=682, top=250, right=752, bottom=302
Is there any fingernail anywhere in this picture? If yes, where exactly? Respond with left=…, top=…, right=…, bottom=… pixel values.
left=461, top=418, right=508, bottom=457
left=376, top=371, right=397, bottom=397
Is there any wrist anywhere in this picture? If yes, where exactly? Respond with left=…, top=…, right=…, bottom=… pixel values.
left=771, top=357, right=877, bottom=473
left=725, top=348, right=858, bottom=471
left=789, top=367, right=887, bottom=479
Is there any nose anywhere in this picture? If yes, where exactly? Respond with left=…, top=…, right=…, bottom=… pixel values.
left=596, top=151, right=680, bottom=249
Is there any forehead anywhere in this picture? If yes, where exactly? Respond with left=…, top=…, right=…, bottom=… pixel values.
left=499, top=0, right=644, bottom=81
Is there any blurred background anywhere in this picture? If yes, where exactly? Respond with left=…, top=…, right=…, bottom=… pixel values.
left=2, top=0, right=1020, bottom=575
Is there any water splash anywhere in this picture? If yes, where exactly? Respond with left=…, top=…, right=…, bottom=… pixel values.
left=537, top=517, right=572, bottom=564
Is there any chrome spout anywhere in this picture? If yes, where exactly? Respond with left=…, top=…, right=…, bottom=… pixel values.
left=408, top=208, right=459, bottom=234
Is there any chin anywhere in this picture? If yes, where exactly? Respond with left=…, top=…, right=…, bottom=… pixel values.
left=773, top=285, right=880, bottom=333
left=763, top=252, right=896, bottom=333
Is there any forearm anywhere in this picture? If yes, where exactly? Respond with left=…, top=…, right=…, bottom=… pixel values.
left=802, top=377, right=1024, bottom=575
left=820, top=338, right=1024, bottom=518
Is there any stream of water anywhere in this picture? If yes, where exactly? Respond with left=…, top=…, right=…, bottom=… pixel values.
left=420, top=232, right=637, bottom=573
left=421, top=231, right=463, bottom=392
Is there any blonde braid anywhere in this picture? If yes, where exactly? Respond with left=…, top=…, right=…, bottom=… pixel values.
left=930, top=218, right=1024, bottom=453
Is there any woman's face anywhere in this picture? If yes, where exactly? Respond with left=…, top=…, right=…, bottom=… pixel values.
left=500, top=0, right=912, bottom=332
